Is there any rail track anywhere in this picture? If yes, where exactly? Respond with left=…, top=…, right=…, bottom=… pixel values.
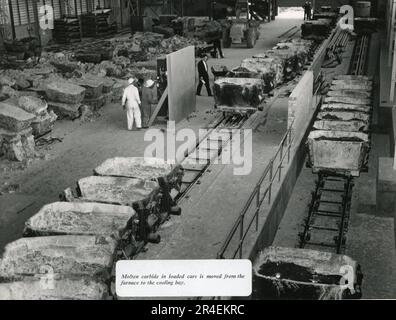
left=298, top=32, right=371, bottom=255
left=298, top=173, right=354, bottom=254
left=176, top=113, right=250, bottom=202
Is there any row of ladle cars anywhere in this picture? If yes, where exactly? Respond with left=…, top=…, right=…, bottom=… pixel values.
left=0, top=157, right=184, bottom=299
left=212, top=38, right=318, bottom=113
left=307, top=75, right=373, bottom=177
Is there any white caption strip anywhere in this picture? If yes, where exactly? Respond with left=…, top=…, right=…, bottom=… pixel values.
left=116, top=259, right=252, bottom=297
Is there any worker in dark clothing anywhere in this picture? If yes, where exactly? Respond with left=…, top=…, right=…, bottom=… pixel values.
left=307, top=2, right=312, bottom=20
left=303, top=2, right=312, bottom=21
left=196, top=54, right=212, bottom=96
left=212, top=38, right=224, bottom=59
left=141, top=79, right=157, bottom=128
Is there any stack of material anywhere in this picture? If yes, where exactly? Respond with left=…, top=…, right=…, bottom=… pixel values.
left=0, top=69, right=33, bottom=91
left=313, top=12, right=338, bottom=25
left=193, top=20, right=223, bottom=42
left=0, top=236, right=117, bottom=280
left=45, top=81, right=86, bottom=119
left=53, top=18, right=81, bottom=44
left=213, top=77, right=266, bottom=112
left=0, top=235, right=116, bottom=300
left=17, top=96, right=57, bottom=137
left=73, top=41, right=114, bottom=64
left=24, top=202, right=136, bottom=238
left=0, top=276, right=109, bottom=300
left=109, top=79, right=127, bottom=103
left=111, top=32, right=204, bottom=63
left=94, top=157, right=184, bottom=195
left=308, top=75, right=373, bottom=177
left=3, top=39, right=30, bottom=60
left=81, top=12, right=117, bottom=38
left=257, top=51, right=298, bottom=82
left=301, top=19, right=332, bottom=40
left=72, top=76, right=105, bottom=110
left=68, top=176, right=160, bottom=207
left=50, top=60, right=80, bottom=74
left=223, top=38, right=314, bottom=92
left=273, top=39, right=313, bottom=68
left=232, top=56, right=284, bottom=92
left=152, top=25, right=175, bottom=38
left=61, top=175, right=165, bottom=247
left=101, top=78, right=115, bottom=104
left=0, top=101, right=36, bottom=161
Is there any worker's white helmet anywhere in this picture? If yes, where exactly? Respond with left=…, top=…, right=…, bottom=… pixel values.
left=128, top=77, right=136, bottom=85
left=145, top=79, right=155, bottom=88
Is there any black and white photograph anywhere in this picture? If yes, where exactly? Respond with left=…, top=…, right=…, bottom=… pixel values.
left=0, top=0, right=394, bottom=306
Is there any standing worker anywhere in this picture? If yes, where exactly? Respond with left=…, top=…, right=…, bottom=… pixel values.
left=196, top=54, right=213, bottom=97
left=303, top=2, right=312, bottom=21
left=122, top=77, right=142, bottom=131
left=141, top=79, right=157, bottom=128
left=212, top=38, right=225, bottom=59
left=307, top=2, right=312, bottom=20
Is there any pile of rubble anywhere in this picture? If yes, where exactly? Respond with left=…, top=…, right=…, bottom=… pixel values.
left=0, top=157, right=184, bottom=299
left=112, top=32, right=204, bottom=62
left=0, top=31, right=205, bottom=163
left=0, top=94, right=57, bottom=161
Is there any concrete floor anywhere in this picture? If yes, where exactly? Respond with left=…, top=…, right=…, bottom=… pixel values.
left=138, top=13, right=305, bottom=260
left=0, top=11, right=305, bottom=254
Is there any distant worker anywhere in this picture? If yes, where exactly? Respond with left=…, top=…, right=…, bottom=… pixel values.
left=136, top=78, right=144, bottom=97
left=308, top=2, right=312, bottom=20
left=212, top=38, right=224, bottom=59
left=141, top=79, right=158, bottom=128
left=196, top=54, right=213, bottom=97
left=122, top=77, right=142, bottom=131
left=303, top=2, right=312, bottom=21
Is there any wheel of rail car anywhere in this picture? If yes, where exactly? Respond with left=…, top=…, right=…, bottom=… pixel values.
left=170, top=205, right=182, bottom=216
left=247, top=28, right=256, bottom=48
left=147, top=232, right=161, bottom=244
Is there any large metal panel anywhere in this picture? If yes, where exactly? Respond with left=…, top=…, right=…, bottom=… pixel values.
left=288, top=71, right=313, bottom=141
left=166, top=45, right=196, bottom=123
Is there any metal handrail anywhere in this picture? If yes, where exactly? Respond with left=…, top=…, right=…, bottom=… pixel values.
left=217, top=120, right=295, bottom=259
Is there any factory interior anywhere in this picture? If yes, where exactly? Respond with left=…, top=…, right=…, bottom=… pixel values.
left=0, top=0, right=395, bottom=301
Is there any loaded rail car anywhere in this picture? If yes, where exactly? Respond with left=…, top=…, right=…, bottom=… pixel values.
left=0, top=157, right=185, bottom=300
left=253, top=247, right=363, bottom=300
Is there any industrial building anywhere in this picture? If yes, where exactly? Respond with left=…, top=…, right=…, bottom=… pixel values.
left=0, top=0, right=395, bottom=300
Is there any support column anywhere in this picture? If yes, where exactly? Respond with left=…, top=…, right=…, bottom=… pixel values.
left=7, top=0, right=16, bottom=39
left=32, top=0, right=41, bottom=42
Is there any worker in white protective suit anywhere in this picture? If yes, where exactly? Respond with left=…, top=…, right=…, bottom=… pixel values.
left=122, top=77, right=142, bottom=131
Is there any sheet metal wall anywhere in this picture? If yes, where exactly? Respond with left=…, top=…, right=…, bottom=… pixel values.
left=166, top=45, right=196, bottom=123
